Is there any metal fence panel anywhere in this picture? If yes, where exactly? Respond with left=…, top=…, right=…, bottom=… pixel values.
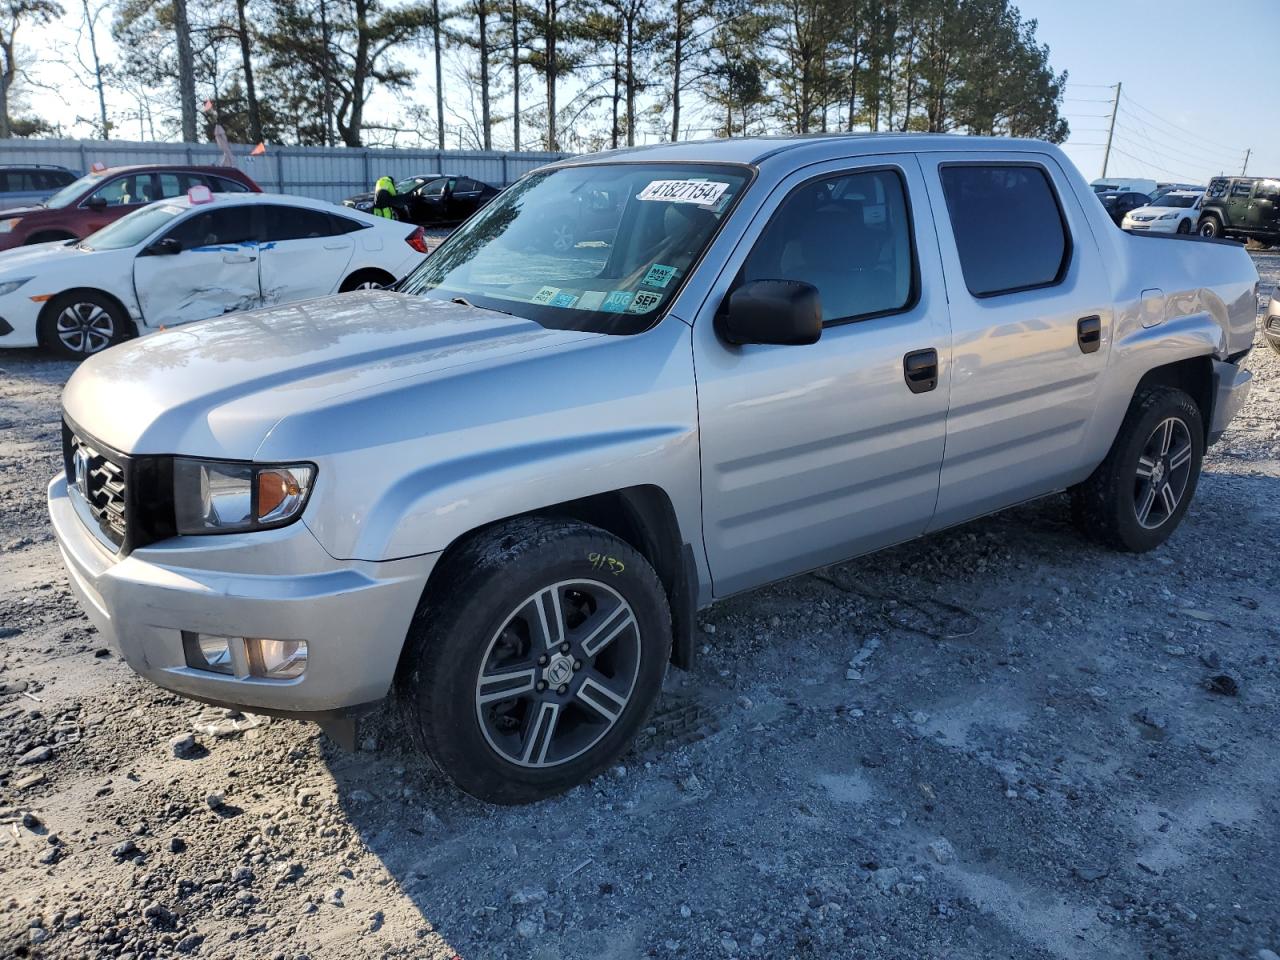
left=0, top=138, right=572, bottom=203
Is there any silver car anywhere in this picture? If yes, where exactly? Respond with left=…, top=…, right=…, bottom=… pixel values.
left=48, top=135, right=1258, bottom=803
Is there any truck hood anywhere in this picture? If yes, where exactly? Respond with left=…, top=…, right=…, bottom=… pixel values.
left=62, top=291, right=602, bottom=458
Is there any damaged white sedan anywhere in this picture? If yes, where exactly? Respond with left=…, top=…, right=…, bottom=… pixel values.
left=0, top=188, right=431, bottom=358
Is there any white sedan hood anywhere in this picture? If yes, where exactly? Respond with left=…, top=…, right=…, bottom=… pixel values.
left=62, top=291, right=601, bottom=458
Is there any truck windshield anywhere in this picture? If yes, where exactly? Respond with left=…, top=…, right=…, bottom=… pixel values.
left=398, top=163, right=751, bottom=335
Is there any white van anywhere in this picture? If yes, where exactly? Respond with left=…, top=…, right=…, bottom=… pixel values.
left=1091, top=177, right=1158, bottom=196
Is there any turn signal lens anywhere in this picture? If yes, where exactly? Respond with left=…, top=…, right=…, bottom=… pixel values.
left=406, top=226, right=429, bottom=254
left=256, top=468, right=307, bottom=523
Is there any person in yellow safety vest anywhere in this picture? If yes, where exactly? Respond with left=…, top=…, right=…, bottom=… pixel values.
left=373, top=175, right=399, bottom=219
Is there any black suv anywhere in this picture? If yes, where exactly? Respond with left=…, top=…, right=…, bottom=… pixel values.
left=1197, top=176, right=1280, bottom=245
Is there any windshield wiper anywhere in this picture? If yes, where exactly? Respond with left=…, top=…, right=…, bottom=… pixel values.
left=450, top=296, right=476, bottom=307
left=449, top=295, right=515, bottom=318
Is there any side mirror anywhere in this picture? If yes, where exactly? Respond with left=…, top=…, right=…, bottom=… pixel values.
left=85, top=196, right=107, bottom=211
left=145, top=237, right=183, bottom=256
left=717, top=279, right=822, bottom=346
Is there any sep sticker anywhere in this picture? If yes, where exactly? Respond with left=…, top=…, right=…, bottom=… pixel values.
left=627, top=290, right=663, bottom=313
left=531, top=286, right=560, bottom=304
left=637, top=179, right=729, bottom=206
left=577, top=290, right=607, bottom=310
left=642, top=263, right=678, bottom=288
left=601, top=290, right=634, bottom=313
left=549, top=291, right=579, bottom=308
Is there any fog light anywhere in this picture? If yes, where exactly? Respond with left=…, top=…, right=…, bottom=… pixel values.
left=246, top=638, right=308, bottom=680
left=183, top=633, right=234, bottom=675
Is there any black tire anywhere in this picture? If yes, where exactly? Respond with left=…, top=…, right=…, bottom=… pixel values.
left=38, top=290, right=129, bottom=359
left=399, top=517, right=672, bottom=804
left=1176, top=218, right=1192, bottom=234
left=1198, top=216, right=1222, bottom=238
left=1071, top=386, right=1204, bottom=553
left=339, top=269, right=395, bottom=292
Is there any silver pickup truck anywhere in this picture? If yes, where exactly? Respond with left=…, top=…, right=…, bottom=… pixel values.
left=48, top=135, right=1258, bottom=803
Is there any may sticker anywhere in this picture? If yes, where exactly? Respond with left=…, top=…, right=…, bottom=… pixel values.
left=601, top=290, right=634, bottom=313
left=637, top=179, right=729, bottom=206
left=531, top=286, right=560, bottom=304
left=549, top=291, right=579, bottom=308
left=642, top=263, right=678, bottom=289
left=627, top=290, right=663, bottom=313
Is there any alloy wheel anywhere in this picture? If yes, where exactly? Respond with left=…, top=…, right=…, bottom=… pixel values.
left=55, top=301, right=115, bottom=354
left=1133, top=416, right=1193, bottom=529
left=475, top=579, right=641, bottom=768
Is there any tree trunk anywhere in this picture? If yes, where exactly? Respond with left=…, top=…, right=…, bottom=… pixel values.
left=670, top=0, right=682, bottom=141
left=433, top=0, right=445, bottom=149
left=544, top=0, right=557, bottom=150
left=173, top=0, right=198, bottom=141
left=511, top=0, right=520, bottom=151
left=235, top=0, right=262, bottom=142
left=319, top=0, right=334, bottom=145
left=624, top=9, right=635, bottom=145
left=478, top=0, right=491, bottom=149
left=81, top=0, right=110, bottom=138
left=341, top=0, right=371, bottom=145
left=610, top=46, right=619, bottom=149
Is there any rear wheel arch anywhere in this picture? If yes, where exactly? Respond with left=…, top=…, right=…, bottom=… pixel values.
left=1129, top=355, right=1214, bottom=444
left=339, top=267, right=396, bottom=292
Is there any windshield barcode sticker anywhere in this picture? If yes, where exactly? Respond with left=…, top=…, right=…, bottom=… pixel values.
left=637, top=180, right=729, bottom=206
left=577, top=291, right=606, bottom=310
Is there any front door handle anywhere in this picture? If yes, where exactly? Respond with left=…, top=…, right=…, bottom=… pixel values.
left=903, top=348, right=938, bottom=394
left=1077, top=315, right=1101, bottom=353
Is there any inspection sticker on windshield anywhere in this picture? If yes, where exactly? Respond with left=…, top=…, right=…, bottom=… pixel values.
left=637, top=179, right=729, bottom=206
left=531, top=286, right=561, bottom=304
left=627, top=290, right=663, bottom=313
left=642, top=263, right=678, bottom=288
left=550, top=291, right=579, bottom=308
left=601, top=290, right=634, bottom=312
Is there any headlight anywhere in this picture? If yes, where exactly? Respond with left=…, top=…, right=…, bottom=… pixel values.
left=0, top=217, right=22, bottom=233
left=173, top=458, right=315, bottom=535
left=356, top=201, right=373, bottom=210
left=1158, top=213, right=1178, bottom=220
left=0, top=276, right=31, bottom=296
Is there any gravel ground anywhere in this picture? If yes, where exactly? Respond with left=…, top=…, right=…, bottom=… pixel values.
left=1, top=252, right=1278, bottom=960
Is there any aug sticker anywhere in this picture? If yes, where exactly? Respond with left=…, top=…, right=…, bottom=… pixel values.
left=601, top=290, right=634, bottom=313
left=531, top=286, right=560, bottom=304
left=549, top=291, right=579, bottom=308
left=637, top=179, right=729, bottom=206
left=627, top=290, right=663, bottom=313
left=577, top=290, right=607, bottom=310
left=642, top=263, right=678, bottom=289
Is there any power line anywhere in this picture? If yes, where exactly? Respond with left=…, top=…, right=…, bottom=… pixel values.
left=1122, top=92, right=1249, bottom=154
left=1114, top=107, right=1242, bottom=167
left=1110, top=128, right=1238, bottom=174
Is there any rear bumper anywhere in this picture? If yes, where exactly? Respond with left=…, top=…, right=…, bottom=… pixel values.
left=1208, top=358, right=1253, bottom=445
left=49, top=473, right=438, bottom=715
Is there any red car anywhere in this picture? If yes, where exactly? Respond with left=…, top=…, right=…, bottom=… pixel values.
left=0, top=164, right=262, bottom=251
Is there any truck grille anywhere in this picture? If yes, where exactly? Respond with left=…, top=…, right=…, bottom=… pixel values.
left=67, top=430, right=128, bottom=549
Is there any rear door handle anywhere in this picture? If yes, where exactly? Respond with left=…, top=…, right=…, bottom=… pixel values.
left=1077, top=315, right=1101, bottom=353
left=903, top=348, right=938, bottom=394
left=323, top=241, right=349, bottom=250
left=222, top=254, right=256, bottom=264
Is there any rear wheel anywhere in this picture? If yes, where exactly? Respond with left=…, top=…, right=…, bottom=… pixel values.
left=1071, top=386, right=1204, bottom=552
left=38, top=290, right=128, bottom=359
left=399, top=517, right=671, bottom=804
left=339, top=269, right=395, bottom=292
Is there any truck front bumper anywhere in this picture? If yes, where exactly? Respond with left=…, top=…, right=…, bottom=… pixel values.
left=49, top=473, right=438, bottom=716
left=1208, top=358, right=1253, bottom=446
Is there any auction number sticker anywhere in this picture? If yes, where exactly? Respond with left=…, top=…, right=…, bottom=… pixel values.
left=627, top=290, right=663, bottom=313
left=637, top=179, right=729, bottom=206
left=642, top=263, right=678, bottom=288
left=601, top=290, right=635, bottom=313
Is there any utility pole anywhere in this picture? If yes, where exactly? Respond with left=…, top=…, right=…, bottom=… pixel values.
left=1101, top=81, right=1121, bottom=179
left=1241, top=148, right=1251, bottom=175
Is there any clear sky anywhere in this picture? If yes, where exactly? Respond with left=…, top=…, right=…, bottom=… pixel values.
left=14, top=0, right=1280, bottom=183
left=1015, top=0, right=1278, bottom=184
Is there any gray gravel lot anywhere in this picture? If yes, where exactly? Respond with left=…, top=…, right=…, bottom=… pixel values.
left=1, top=253, right=1278, bottom=960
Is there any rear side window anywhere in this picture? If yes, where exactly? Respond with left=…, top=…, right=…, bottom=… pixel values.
left=262, top=205, right=336, bottom=241
left=740, top=168, right=916, bottom=325
left=939, top=164, right=1069, bottom=298
left=1230, top=181, right=1252, bottom=198
left=210, top=175, right=250, bottom=194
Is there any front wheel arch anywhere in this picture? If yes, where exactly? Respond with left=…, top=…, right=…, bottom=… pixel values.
left=25, top=231, right=78, bottom=246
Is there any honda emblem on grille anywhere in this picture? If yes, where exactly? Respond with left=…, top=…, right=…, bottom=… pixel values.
left=73, top=447, right=90, bottom=500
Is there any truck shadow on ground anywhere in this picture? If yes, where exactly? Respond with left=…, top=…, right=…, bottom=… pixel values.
left=318, top=474, right=1280, bottom=960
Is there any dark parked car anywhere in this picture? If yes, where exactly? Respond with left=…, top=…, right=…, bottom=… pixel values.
left=0, top=164, right=262, bottom=251
left=1197, top=176, right=1280, bottom=245
left=342, top=174, right=500, bottom=225
left=0, top=164, right=78, bottom=213
left=1096, top=190, right=1152, bottom=226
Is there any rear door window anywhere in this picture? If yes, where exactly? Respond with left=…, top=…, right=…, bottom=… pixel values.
left=209, top=175, right=250, bottom=193
left=262, top=205, right=337, bottom=241
left=939, top=164, right=1070, bottom=297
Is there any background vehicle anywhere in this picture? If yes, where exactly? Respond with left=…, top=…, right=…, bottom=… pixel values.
left=343, top=174, right=500, bottom=225
left=1265, top=285, right=1280, bottom=356
left=342, top=173, right=442, bottom=212
left=49, top=136, right=1257, bottom=804
left=0, top=164, right=77, bottom=212
left=1121, top=190, right=1203, bottom=234
left=1150, top=183, right=1204, bottom=204
left=1097, top=189, right=1153, bottom=225
left=0, top=164, right=261, bottom=250
left=1091, top=177, right=1158, bottom=195
left=1197, top=176, right=1280, bottom=245
left=0, top=191, right=427, bottom=358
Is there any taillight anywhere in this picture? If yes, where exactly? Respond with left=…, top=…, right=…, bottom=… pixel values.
left=406, top=227, right=429, bottom=254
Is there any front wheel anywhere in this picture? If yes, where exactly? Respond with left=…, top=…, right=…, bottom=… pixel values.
left=39, top=290, right=128, bottom=359
left=399, top=517, right=671, bottom=804
left=1198, top=217, right=1222, bottom=238
left=1176, top=218, right=1192, bottom=234
left=1071, top=386, right=1204, bottom=552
